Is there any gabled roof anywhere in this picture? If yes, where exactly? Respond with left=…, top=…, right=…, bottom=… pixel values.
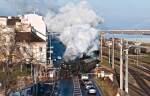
left=15, top=32, right=45, bottom=42
left=24, top=14, right=46, bottom=41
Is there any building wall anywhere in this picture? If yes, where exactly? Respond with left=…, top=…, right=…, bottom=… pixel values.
left=16, top=21, right=31, bottom=32
left=0, top=17, right=7, bottom=26
left=18, top=42, right=47, bottom=65
left=0, top=16, right=47, bottom=66
left=31, top=42, right=47, bottom=65
left=0, top=27, right=15, bottom=56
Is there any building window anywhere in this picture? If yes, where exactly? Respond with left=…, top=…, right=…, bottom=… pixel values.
left=1, top=37, right=6, bottom=42
left=23, top=47, right=26, bottom=52
left=39, top=47, right=42, bottom=52
left=16, top=46, right=20, bottom=51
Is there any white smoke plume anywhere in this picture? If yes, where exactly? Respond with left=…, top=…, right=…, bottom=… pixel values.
left=45, top=1, right=103, bottom=61
left=45, top=1, right=103, bottom=32
left=60, top=25, right=99, bottom=61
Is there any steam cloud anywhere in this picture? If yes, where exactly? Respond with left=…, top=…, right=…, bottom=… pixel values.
left=2, top=0, right=103, bottom=61
left=45, top=1, right=103, bottom=61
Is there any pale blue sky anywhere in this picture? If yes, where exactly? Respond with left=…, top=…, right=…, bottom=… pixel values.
left=0, top=0, right=150, bottom=29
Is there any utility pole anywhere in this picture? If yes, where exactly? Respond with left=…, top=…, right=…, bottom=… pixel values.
left=136, top=49, right=139, bottom=67
left=107, top=40, right=112, bottom=66
left=100, top=33, right=103, bottom=63
left=125, top=40, right=129, bottom=94
left=108, top=44, right=111, bottom=66
left=112, top=38, right=115, bottom=69
left=119, top=38, right=123, bottom=91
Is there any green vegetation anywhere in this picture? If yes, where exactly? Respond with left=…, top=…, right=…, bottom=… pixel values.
left=80, top=61, right=87, bottom=73
left=100, top=43, right=150, bottom=96
left=101, top=58, right=112, bottom=68
left=95, top=77, right=118, bottom=96
left=12, top=68, right=31, bottom=78
left=0, top=66, right=31, bottom=87
left=136, top=53, right=150, bottom=64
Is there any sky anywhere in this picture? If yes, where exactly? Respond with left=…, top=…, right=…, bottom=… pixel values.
left=0, top=0, right=150, bottom=29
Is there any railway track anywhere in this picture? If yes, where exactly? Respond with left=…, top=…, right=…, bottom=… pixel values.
left=114, top=62, right=150, bottom=96
left=129, top=68, right=150, bottom=96
left=103, top=49, right=150, bottom=76
left=73, top=76, right=82, bottom=96
left=129, top=82, right=146, bottom=96
left=102, top=48, right=150, bottom=95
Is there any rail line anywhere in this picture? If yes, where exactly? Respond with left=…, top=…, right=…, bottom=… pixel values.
left=73, top=76, right=82, bottom=96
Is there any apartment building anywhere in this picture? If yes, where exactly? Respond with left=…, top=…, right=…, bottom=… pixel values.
left=0, top=14, right=47, bottom=66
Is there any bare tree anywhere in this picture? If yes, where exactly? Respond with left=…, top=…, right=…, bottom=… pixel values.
left=0, top=26, right=18, bottom=95
left=0, top=26, right=16, bottom=70
left=0, top=23, right=46, bottom=95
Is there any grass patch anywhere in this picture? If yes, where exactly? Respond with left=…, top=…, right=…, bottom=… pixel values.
left=101, top=58, right=112, bottom=68
left=95, top=77, right=118, bottom=96
left=0, top=67, right=31, bottom=85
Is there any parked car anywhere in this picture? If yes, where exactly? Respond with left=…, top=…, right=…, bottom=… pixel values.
left=88, top=86, right=97, bottom=94
left=85, top=83, right=94, bottom=90
left=84, top=80, right=92, bottom=85
left=86, top=80, right=93, bottom=84
left=81, top=74, right=89, bottom=81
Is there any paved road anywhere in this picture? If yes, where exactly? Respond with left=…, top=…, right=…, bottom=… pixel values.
left=80, top=79, right=102, bottom=96
left=58, top=78, right=74, bottom=96
left=49, top=34, right=66, bottom=68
